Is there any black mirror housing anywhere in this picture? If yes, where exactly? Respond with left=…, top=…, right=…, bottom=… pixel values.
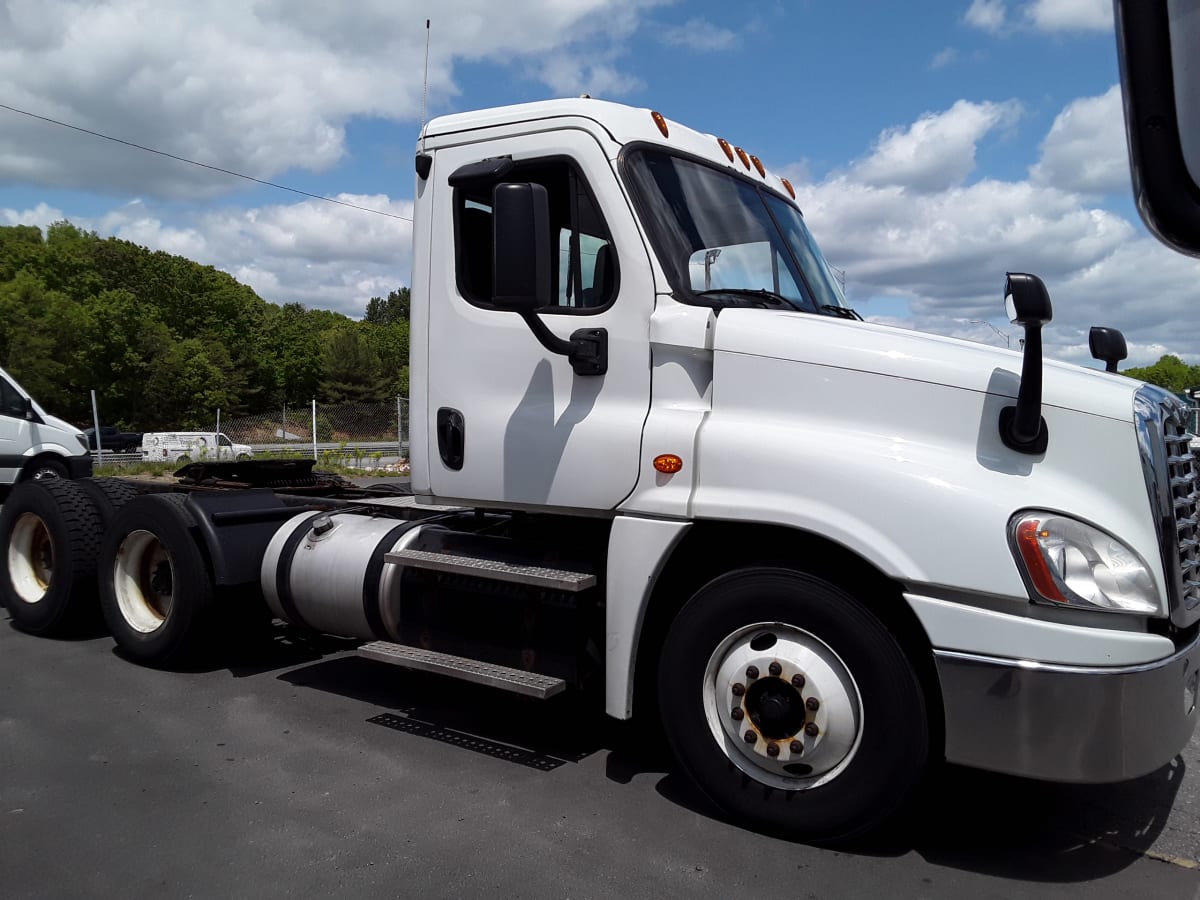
left=1004, top=273, right=1052, bottom=326
left=1089, top=326, right=1128, bottom=373
left=492, top=182, right=551, bottom=313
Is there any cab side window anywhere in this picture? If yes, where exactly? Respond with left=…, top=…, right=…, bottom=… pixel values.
left=0, top=379, right=27, bottom=419
left=454, top=157, right=619, bottom=312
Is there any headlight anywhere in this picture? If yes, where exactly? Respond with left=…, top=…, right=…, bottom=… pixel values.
left=75, top=433, right=90, bottom=451
left=1009, top=511, right=1162, bottom=616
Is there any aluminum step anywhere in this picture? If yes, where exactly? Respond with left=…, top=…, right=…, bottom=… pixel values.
left=384, top=548, right=596, bottom=591
left=357, top=641, right=567, bottom=699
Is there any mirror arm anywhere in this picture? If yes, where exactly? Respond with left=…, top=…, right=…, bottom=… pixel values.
left=519, top=313, right=608, bottom=376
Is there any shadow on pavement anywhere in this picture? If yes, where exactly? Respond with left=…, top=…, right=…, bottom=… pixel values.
left=271, top=633, right=1187, bottom=884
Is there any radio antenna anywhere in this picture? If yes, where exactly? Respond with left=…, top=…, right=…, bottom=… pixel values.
left=420, top=19, right=431, bottom=142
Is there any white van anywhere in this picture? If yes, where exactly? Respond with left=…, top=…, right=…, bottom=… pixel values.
left=140, top=432, right=254, bottom=464
left=0, top=366, right=92, bottom=483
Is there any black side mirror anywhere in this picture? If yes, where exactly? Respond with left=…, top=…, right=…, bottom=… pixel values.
left=489, top=182, right=608, bottom=376
left=1089, top=326, right=1128, bottom=373
left=21, top=397, right=36, bottom=421
left=1000, top=273, right=1052, bottom=455
left=492, top=182, right=551, bottom=313
left=1115, top=0, right=1200, bottom=257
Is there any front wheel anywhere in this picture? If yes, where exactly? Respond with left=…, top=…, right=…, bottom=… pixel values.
left=657, top=567, right=928, bottom=843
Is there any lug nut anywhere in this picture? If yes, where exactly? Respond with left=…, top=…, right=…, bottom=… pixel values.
left=805, top=722, right=819, bottom=737
left=768, top=661, right=782, bottom=677
left=731, top=682, right=746, bottom=697
left=766, top=742, right=780, bottom=757
left=790, top=740, right=804, bottom=755
left=746, top=665, right=759, bottom=680
left=791, top=674, right=806, bottom=689
left=806, top=697, right=820, bottom=711
left=731, top=707, right=744, bottom=721
left=743, top=730, right=757, bottom=745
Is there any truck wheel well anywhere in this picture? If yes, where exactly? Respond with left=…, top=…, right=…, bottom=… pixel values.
left=631, top=522, right=944, bottom=759
left=21, top=454, right=68, bottom=481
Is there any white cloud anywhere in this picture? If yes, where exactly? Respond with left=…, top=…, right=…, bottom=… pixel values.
left=0, top=0, right=669, bottom=199
left=1023, top=0, right=1112, bottom=32
left=964, top=0, right=1007, bottom=32
left=792, top=94, right=1200, bottom=367
left=1, top=202, right=64, bottom=230
left=1030, top=85, right=1129, bottom=194
left=849, top=100, right=1021, bottom=193
left=930, top=48, right=959, bottom=70
left=0, top=193, right=417, bottom=317
left=661, top=18, right=739, bottom=51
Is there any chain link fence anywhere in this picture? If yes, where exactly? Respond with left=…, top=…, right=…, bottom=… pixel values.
left=91, top=398, right=410, bottom=473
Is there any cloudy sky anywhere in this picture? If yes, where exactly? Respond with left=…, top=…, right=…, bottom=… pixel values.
left=1, top=0, right=1196, bottom=368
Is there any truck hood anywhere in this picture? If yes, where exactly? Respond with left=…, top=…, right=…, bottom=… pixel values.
left=711, top=309, right=1140, bottom=422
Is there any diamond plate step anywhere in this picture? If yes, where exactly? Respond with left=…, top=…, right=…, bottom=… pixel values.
left=357, top=641, right=567, bottom=699
left=384, top=548, right=596, bottom=591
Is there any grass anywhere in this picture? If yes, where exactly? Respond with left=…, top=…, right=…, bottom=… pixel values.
left=93, top=459, right=410, bottom=479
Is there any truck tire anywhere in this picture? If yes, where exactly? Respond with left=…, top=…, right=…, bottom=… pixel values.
left=0, top=479, right=104, bottom=634
left=78, top=477, right=140, bottom=523
left=657, top=567, right=928, bottom=843
left=97, top=493, right=214, bottom=667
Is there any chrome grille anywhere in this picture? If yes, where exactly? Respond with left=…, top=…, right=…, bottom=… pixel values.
left=1136, top=386, right=1200, bottom=627
left=1161, top=404, right=1200, bottom=611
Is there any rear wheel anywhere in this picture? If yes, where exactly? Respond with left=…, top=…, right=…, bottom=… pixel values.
left=658, top=567, right=928, bottom=843
left=78, top=477, right=140, bottom=523
left=98, top=493, right=213, bottom=666
left=0, top=479, right=103, bottom=634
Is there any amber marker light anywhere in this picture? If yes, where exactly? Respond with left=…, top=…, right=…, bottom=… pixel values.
left=717, top=138, right=735, bottom=162
left=653, top=454, right=684, bottom=474
left=1014, top=518, right=1067, bottom=602
left=651, top=111, right=669, bottom=138
left=750, top=155, right=766, bottom=177
left=734, top=147, right=751, bottom=170
left=780, top=178, right=796, bottom=199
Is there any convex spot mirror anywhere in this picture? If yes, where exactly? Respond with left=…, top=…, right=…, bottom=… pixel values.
left=1004, top=273, right=1052, bottom=326
left=1089, top=326, right=1128, bottom=372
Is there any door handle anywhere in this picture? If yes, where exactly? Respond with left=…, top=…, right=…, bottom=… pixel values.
left=436, top=408, right=465, bottom=470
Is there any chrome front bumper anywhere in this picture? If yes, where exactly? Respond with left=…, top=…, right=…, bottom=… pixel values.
left=935, top=633, right=1199, bottom=782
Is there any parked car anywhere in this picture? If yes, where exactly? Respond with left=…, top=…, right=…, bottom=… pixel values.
left=84, top=425, right=144, bottom=453
left=0, top=366, right=91, bottom=483
left=140, top=432, right=254, bottom=464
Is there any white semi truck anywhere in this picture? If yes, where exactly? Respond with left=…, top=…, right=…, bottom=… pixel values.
left=1, top=99, right=1196, bottom=842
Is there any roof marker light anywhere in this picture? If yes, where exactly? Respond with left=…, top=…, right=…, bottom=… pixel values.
left=651, top=111, right=669, bottom=138
left=734, top=147, right=752, bottom=170
left=750, top=155, right=766, bottom=177
left=780, top=178, right=796, bottom=199
left=717, top=138, right=735, bottom=162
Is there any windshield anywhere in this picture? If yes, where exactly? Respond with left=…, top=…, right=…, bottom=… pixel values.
left=623, top=148, right=848, bottom=314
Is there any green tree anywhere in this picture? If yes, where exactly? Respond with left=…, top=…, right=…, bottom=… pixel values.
left=1123, top=355, right=1200, bottom=394
left=318, top=326, right=390, bottom=403
left=364, top=287, right=410, bottom=324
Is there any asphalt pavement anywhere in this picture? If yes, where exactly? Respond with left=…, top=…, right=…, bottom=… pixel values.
left=1, top=614, right=1198, bottom=900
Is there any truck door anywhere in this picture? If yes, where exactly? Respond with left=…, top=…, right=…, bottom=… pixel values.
left=426, top=129, right=653, bottom=509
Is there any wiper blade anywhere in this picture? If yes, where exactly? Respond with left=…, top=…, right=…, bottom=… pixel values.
left=694, top=288, right=801, bottom=310
left=822, top=304, right=863, bottom=321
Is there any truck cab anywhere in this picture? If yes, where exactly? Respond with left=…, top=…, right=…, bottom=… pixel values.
left=3, top=98, right=1195, bottom=844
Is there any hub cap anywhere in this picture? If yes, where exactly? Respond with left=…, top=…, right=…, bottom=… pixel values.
left=113, top=530, right=174, bottom=633
left=702, top=623, right=863, bottom=790
left=8, top=513, right=53, bottom=604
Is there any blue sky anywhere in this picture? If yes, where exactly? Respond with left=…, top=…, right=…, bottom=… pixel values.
left=2, top=0, right=1197, bottom=367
